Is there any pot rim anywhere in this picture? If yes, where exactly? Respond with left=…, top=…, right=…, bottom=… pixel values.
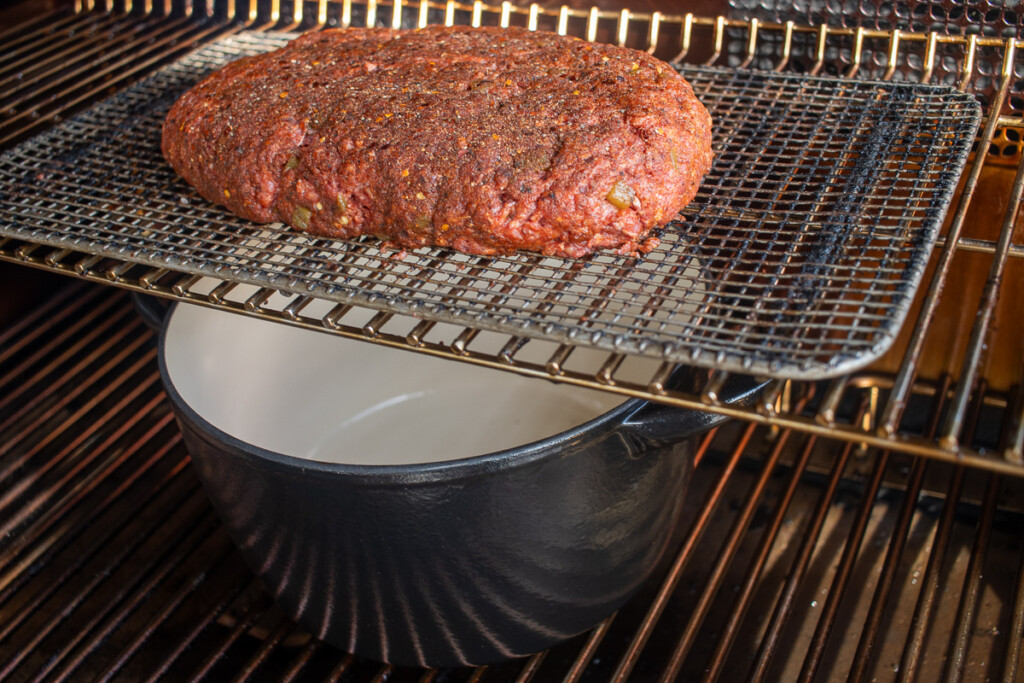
left=157, top=303, right=727, bottom=484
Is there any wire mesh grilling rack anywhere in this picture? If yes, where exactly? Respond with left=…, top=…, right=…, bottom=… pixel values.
left=0, top=31, right=979, bottom=379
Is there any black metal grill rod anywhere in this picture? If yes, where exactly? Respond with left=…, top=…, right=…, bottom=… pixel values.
left=279, top=638, right=325, bottom=683
left=515, top=651, right=547, bottom=683
left=607, top=422, right=764, bottom=682
left=565, top=426, right=721, bottom=683
left=0, top=400, right=176, bottom=566
left=896, top=386, right=986, bottom=683
left=0, top=446, right=190, bottom=646
left=324, top=653, right=356, bottom=683
left=896, top=465, right=968, bottom=679
left=187, top=590, right=278, bottom=680
left=938, top=139, right=1024, bottom=451
left=563, top=613, right=614, bottom=683
left=0, top=358, right=159, bottom=509
left=0, top=284, right=116, bottom=388
left=0, top=11, right=197, bottom=131
left=795, top=375, right=953, bottom=683
left=48, top=519, right=233, bottom=683
left=0, top=306, right=145, bottom=437
left=876, top=39, right=1015, bottom=441
left=846, top=456, right=929, bottom=682
left=743, top=426, right=868, bottom=682
left=796, top=451, right=890, bottom=682
left=370, top=664, right=395, bottom=683
left=142, top=576, right=262, bottom=683
left=651, top=423, right=805, bottom=683
left=0, top=9, right=90, bottom=65
left=0, top=16, right=256, bottom=148
left=704, top=401, right=872, bottom=683
left=0, top=484, right=207, bottom=680
left=1004, top=542, right=1024, bottom=683
left=0, top=11, right=145, bottom=99
left=942, top=472, right=1001, bottom=683
left=92, top=545, right=243, bottom=683
left=0, top=282, right=93, bottom=358
left=231, top=618, right=296, bottom=683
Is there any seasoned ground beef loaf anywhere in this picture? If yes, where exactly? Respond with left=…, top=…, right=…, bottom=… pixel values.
left=162, top=26, right=713, bottom=258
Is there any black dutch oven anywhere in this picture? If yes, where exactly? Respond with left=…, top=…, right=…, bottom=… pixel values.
left=152, top=300, right=765, bottom=668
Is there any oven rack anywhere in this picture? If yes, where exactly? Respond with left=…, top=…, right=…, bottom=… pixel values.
left=1, top=0, right=1023, bottom=477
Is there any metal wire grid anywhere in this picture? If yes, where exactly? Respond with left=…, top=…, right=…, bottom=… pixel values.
left=0, top=3, right=1021, bottom=471
left=1, top=282, right=1022, bottom=682
left=0, top=31, right=980, bottom=379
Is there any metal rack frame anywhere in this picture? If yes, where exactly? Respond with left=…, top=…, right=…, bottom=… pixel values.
left=1, top=0, right=1023, bottom=475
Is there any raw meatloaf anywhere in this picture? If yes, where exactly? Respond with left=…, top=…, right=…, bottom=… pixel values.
left=162, top=26, right=714, bottom=258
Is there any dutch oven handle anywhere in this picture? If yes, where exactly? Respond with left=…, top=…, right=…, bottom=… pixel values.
left=132, top=293, right=173, bottom=333
left=619, top=373, right=769, bottom=448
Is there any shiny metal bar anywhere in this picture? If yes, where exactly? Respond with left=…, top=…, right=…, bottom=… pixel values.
left=0, top=394, right=170, bottom=543
left=646, top=11, right=660, bottom=54
left=232, top=619, right=294, bottom=682
left=896, top=465, right=967, bottom=681
left=515, top=651, right=547, bottom=682
left=736, top=17, right=758, bottom=69
left=939, top=122, right=1024, bottom=451
left=141, top=578, right=259, bottom=683
left=0, top=442, right=190, bottom=642
left=774, top=20, right=794, bottom=71
left=1005, top=549, right=1024, bottom=683
left=0, top=494, right=212, bottom=681
left=0, top=17, right=248, bottom=147
left=845, top=26, right=865, bottom=78
left=43, top=516, right=227, bottom=683
left=280, top=640, right=324, bottom=683
left=690, top=421, right=830, bottom=683
left=92, top=550, right=240, bottom=682
left=188, top=593, right=276, bottom=680
left=797, top=375, right=952, bottom=681
left=943, top=474, right=1001, bottom=682
left=0, top=360, right=159, bottom=510
left=563, top=617, right=613, bottom=683
left=704, top=15, right=725, bottom=65
left=0, top=13, right=130, bottom=93
left=847, top=456, right=930, bottom=680
left=746, top=438, right=861, bottom=681
left=0, top=308, right=147, bottom=447
left=883, top=29, right=901, bottom=80
left=796, top=449, right=891, bottom=682
left=609, top=422, right=761, bottom=681
left=243, top=286, right=275, bottom=312
left=0, top=13, right=194, bottom=125
left=1008, top=383, right=1024, bottom=465
left=878, top=40, right=1016, bottom=440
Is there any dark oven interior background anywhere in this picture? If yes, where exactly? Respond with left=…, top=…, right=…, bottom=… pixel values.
left=1, top=0, right=1024, bottom=681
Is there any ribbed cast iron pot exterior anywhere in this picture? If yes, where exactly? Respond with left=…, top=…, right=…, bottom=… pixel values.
left=171, top=404, right=692, bottom=667
left=156, top=303, right=763, bottom=668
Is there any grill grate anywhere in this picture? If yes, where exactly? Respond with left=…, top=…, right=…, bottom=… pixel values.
left=1, top=282, right=1022, bottom=681
left=0, top=31, right=980, bottom=379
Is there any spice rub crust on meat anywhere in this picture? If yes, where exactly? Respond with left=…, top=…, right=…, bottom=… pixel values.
left=162, top=26, right=714, bottom=258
